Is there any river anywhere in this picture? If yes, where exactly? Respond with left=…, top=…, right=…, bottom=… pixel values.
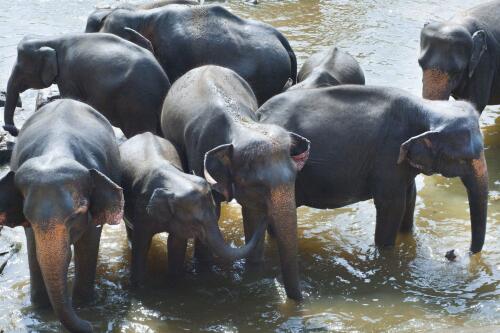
left=0, top=0, right=499, bottom=332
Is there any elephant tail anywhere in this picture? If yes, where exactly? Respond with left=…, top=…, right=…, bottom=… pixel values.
left=276, top=32, right=297, bottom=84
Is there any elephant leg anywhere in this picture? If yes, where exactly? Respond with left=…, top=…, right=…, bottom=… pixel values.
left=374, top=184, right=407, bottom=247
left=25, top=228, right=51, bottom=308
left=193, top=238, right=214, bottom=264
left=242, top=207, right=266, bottom=264
left=130, top=228, right=153, bottom=288
left=400, top=181, right=416, bottom=233
left=167, top=234, right=187, bottom=278
left=73, top=226, right=102, bottom=305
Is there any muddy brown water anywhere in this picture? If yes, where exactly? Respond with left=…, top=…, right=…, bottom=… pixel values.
left=0, top=1, right=499, bottom=332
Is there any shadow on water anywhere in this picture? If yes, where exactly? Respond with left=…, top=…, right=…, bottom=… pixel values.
left=0, top=0, right=499, bottom=332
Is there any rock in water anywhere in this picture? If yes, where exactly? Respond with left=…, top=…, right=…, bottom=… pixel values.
left=0, top=91, right=22, bottom=108
left=35, top=86, right=60, bottom=111
left=445, top=249, right=458, bottom=261
left=0, top=133, right=14, bottom=165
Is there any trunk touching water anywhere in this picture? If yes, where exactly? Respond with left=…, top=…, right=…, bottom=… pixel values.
left=33, top=224, right=93, bottom=333
left=204, top=217, right=267, bottom=261
left=422, top=69, right=452, bottom=101
left=3, top=67, right=22, bottom=136
left=461, top=153, right=489, bottom=253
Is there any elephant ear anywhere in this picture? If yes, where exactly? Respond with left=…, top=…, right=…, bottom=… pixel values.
left=123, top=27, right=154, bottom=54
left=146, top=188, right=175, bottom=220
left=204, top=144, right=234, bottom=201
left=289, top=132, right=310, bottom=171
left=469, top=30, right=487, bottom=79
left=38, top=47, right=58, bottom=87
left=0, top=171, right=26, bottom=228
left=89, top=169, right=124, bottom=225
left=397, top=131, right=439, bottom=174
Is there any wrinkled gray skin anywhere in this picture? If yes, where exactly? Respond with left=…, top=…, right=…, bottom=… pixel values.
left=290, top=46, right=365, bottom=90
left=161, top=66, right=310, bottom=300
left=119, top=133, right=265, bottom=287
left=419, top=1, right=500, bottom=112
left=0, top=99, right=124, bottom=333
left=86, top=4, right=297, bottom=105
left=3, top=33, right=170, bottom=138
left=258, top=85, right=488, bottom=256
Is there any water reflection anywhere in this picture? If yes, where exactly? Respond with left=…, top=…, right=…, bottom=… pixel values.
left=0, top=0, right=499, bottom=332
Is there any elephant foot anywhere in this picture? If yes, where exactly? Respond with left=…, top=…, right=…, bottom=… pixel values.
left=30, top=292, right=52, bottom=309
left=72, top=288, right=96, bottom=307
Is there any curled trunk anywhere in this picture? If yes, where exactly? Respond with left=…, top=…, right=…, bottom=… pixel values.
left=422, top=69, right=452, bottom=100
left=33, top=224, right=93, bottom=333
left=461, top=152, right=488, bottom=253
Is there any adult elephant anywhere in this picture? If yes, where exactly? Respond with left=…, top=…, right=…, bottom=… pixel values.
left=289, top=46, right=365, bottom=90
left=3, top=33, right=170, bottom=137
left=161, top=66, right=310, bottom=300
left=0, top=99, right=124, bottom=333
left=258, top=85, right=488, bottom=255
left=419, top=1, right=500, bottom=112
left=86, top=4, right=297, bottom=105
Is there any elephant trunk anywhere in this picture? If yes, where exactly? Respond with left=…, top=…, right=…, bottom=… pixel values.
left=3, top=66, right=23, bottom=136
left=461, top=152, right=488, bottom=253
left=268, top=185, right=301, bottom=300
left=33, top=224, right=93, bottom=333
left=203, top=215, right=267, bottom=261
left=422, top=69, right=452, bottom=101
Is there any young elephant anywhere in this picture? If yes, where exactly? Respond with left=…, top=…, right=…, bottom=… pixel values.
left=3, top=33, right=170, bottom=137
left=161, top=66, right=310, bottom=300
left=419, top=1, right=500, bottom=112
left=258, top=85, right=488, bottom=255
left=290, top=46, right=365, bottom=90
left=86, top=4, right=296, bottom=105
left=119, top=133, right=264, bottom=286
left=0, top=99, right=124, bottom=333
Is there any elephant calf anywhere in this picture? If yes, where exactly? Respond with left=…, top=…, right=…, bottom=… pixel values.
left=290, top=46, right=365, bottom=90
left=419, top=1, right=500, bottom=112
left=0, top=99, right=124, bottom=333
left=161, top=65, right=310, bottom=300
left=119, top=133, right=264, bottom=287
left=3, top=33, right=170, bottom=137
left=258, top=85, right=488, bottom=255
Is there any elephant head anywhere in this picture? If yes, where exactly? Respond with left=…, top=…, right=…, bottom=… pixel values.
left=419, top=22, right=488, bottom=103
left=397, top=100, right=488, bottom=253
left=0, top=157, right=123, bottom=333
left=3, top=36, right=58, bottom=136
left=203, top=125, right=309, bottom=299
left=146, top=173, right=266, bottom=261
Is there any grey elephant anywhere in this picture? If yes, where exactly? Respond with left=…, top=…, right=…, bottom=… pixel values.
left=85, top=4, right=297, bottom=105
left=161, top=65, right=310, bottom=300
left=290, top=46, right=365, bottom=90
left=119, top=133, right=265, bottom=287
left=258, top=85, right=488, bottom=256
left=0, top=99, right=124, bottom=333
left=3, top=33, right=170, bottom=137
left=419, top=1, right=500, bottom=112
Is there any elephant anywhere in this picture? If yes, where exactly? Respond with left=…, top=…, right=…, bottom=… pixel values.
left=258, top=85, right=488, bottom=255
left=0, top=99, right=124, bottom=333
left=85, top=4, right=297, bottom=105
left=289, top=46, right=365, bottom=90
left=161, top=65, right=310, bottom=300
left=3, top=33, right=170, bottom=138
left=119, top=132, right=265, bottom=286
left=419, top=1, right=500, bottom=112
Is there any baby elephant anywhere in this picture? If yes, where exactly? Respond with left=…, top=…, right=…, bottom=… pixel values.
left=119, top=133, right=264, bottom=286
left=3, top=33, right=170, bottom=137
left=290, top=46, right=365, bottom=90
left=0, top=99, right=124, bottom=333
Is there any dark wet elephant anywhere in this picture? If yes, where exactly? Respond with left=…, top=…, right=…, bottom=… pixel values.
left=290, top=46, right=365, bottom=90
left=119, top=133, right=265, bottom=286
left=86, top=4, right=297, bottom=105
left=419, top=1, right=500, bottom=112
left=258, top=85, right=488, bottom=255
left=161, top=66, right=310, bottom=300
left=3, top=33, right=170, bottom=137
left=0, top=99, right=124, bottom=333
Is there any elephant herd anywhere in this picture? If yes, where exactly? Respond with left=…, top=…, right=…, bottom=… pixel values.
left=0, top=1, right=498, bottom=332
